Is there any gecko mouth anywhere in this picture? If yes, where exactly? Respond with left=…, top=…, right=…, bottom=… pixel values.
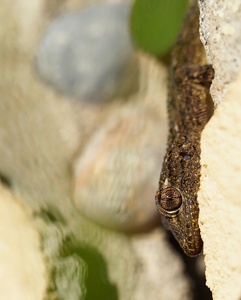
left=181, top=230, right=203, bottom=257
left=167, top=200, right=203, bottom=257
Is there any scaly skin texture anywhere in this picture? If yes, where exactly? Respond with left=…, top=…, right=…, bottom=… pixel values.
left=155, top=3, right=214, bottom=256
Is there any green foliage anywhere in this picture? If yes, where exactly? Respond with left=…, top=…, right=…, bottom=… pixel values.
left=75, top=245, right=118, bottom=300
left=130, top=0, right=189, bottom=55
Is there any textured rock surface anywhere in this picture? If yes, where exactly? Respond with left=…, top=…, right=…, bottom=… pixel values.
left=36, top=3, right=138, bottom=103
left=200, top=72, right=241, bottom=300
left=199, top=0, right=241, bottom=105
left=198, top=1, right=241, bottom=299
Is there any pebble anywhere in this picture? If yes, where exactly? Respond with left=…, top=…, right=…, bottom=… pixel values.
left=36, top=3, right=138, bottom=103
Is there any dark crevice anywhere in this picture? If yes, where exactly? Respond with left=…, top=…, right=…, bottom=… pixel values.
left=39, top=208, right=65, bottom=224
left=167, top=232, right=212, bottom=300
left=0, top=174, right=11, bottom=187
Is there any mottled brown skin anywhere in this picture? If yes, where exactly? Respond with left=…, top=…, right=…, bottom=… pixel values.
left=155, top=3, right=214, bottom=256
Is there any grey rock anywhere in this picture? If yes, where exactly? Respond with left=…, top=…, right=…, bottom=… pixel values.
left=36, top=3, right=138, bottom=103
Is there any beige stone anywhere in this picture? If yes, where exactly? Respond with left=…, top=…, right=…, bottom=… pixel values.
left=200, top=72, right=241, bottom=300
left=199, top=0, right=241, bottom=105
left=198, top=1, right=241, bottom=299
left=0, top=184, right=46, bottom=300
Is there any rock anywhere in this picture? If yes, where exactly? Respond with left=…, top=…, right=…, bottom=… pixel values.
left=200, top=71, right=241, bottom=300
left=54, top=256, right=87, bottom=299
left=74, top=104, right=166, bottom=232
left=199, top=1, right=241, bottom=299
left=0, top=184, right=46, bottom=300
left=199, top=0, right=241, bottom=105
left=36, top=3, right=138, bottom=103
left=130, top=229, right=192, bottom=300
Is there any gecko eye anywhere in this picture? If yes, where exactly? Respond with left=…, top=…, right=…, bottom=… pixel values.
left=158, top=187, right=182, bottom=212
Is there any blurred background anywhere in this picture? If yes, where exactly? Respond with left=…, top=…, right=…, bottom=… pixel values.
left=0, top=0, right=212, bottom=299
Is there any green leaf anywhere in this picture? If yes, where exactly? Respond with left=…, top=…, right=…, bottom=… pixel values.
left=130, top=0, right=189, bottom=55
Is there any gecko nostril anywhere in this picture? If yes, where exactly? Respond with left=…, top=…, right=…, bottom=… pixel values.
left=179, top=151, right=190, bottom=161
left=186, top=222, right=191, bottom=229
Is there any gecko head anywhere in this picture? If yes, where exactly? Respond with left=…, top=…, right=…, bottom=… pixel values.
left=155, top=186, right=203, bottom=257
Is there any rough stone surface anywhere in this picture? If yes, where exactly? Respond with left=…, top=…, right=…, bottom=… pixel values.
left=199, top=0, right=241, bottom=105
left=36, top=3, right=138, bottom=103
left=198, top=1, right=241, bottom=299
left=200, top=71, right=241, bottom=300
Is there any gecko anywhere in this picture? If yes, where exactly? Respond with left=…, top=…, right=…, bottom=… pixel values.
left=155, top=2, right=214, bottom=256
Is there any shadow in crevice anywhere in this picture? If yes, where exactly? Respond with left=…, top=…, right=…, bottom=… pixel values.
left=0, top=173, right=11, bottom=187
left=167, top=233, right=212, bottom=300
